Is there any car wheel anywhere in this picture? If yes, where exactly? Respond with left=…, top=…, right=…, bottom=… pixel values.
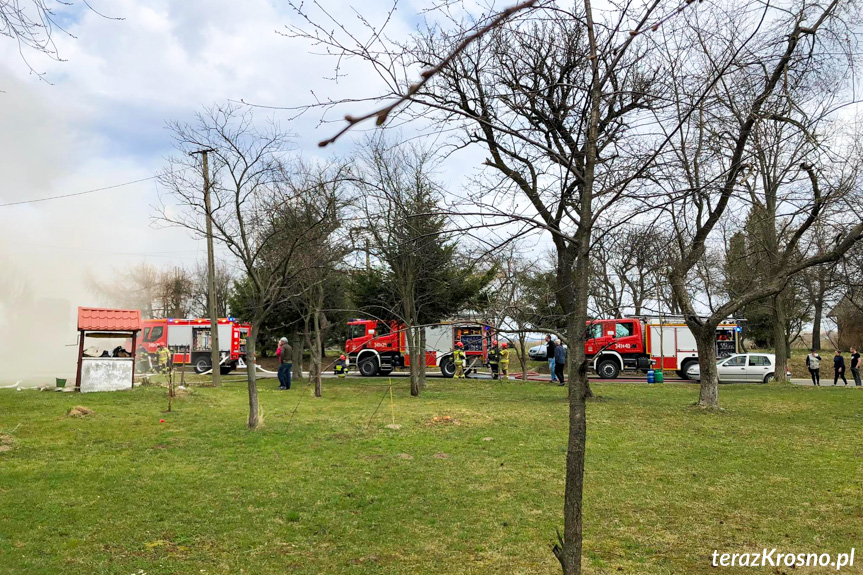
left=596, top=359, right=619, bottom=379
left=358, top=357, right=379, bottom=377
left=439, top=357, right=455, bottom=378
left=194, top=357, right=211, bottom=374
left=763, top=372, right=775, bottom=383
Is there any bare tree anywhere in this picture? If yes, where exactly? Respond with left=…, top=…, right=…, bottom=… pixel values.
left=86, top=263, right=161, bottom=317
left=1, top=1, right=121, bottom=79
left=589, top=226, right=670, bottom=318
left=659, top=0, right=863, bottom=406
left=481, top=248, right=541, bottom=381
left=158, top=103, right=330, bottom=429
left=284, top=161, right=350, bottom=398
left=189, top=260, right=233, bottom=318
left=282, top=1, right=803, bottom=573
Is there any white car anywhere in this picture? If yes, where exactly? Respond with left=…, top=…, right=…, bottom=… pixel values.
left=686, top=353, right=791, bottom=383
left=528, top=344, right=547, bottom=361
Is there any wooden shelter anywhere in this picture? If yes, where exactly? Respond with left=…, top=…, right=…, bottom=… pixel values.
left=75, top=307, right=143, bottom=392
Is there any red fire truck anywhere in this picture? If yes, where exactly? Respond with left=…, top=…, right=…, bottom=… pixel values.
left=585, top=316, right=741, bottom=379
left=137, top=318, right=251, bottom=374
left=345, top=319, right=495, bottom=377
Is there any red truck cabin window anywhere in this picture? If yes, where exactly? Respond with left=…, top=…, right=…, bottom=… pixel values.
left=615, top=322, right=635, bottom=338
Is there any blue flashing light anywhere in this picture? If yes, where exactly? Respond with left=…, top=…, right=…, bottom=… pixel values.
left=735, top=326, right=742, bottom=332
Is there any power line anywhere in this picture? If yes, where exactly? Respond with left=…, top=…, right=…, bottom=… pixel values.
left=0, top=176, right=159, bottom=208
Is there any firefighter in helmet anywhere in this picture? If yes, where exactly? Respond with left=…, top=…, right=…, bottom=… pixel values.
left=156, top=344, right=171, bottom=374
left=334, top=354, right=349, bottom=378
left=499, top=341, right=510, bottom=380
left=452, top=341, right=466, bottom=379
left=489, top=339, right=500, bottom=380
left=135, top=345, right=150, bottom=373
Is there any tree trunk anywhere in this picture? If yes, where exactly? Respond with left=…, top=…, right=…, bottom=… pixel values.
left=418, top=326, right=427, bottom=389
left=773, top=291, right=789, bottom=382
left=312, top=307, right=323, bottom=398
left=693, top=325, right=720, bottom=408
left=405, top=323, right=421, bottom=396
left=519, top=330, right=528, bottom=382
left=246, top=322, right=261, bottom=429
left=557, top=243, right=590, bottom=575
left=812, top=278, right=824, bottom=351
left=292, top=331, right=304, bottom=379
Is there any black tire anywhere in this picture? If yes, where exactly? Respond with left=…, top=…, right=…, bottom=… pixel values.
left=763, top=372, right=775, bottom=383
left=379, top=367, right=393, bottom=376
left=358, top=356, right=379, bottom=377
left=220, top=364, right=234, bottom=375
left=440, top=357, right=455, bottom=378
left=596, top=359, right=620, bottom=379
left=194, top=357, right=212, bottom=374
left=679, top=360, right=697, bottom=381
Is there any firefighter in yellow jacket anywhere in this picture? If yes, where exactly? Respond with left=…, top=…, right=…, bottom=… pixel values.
left=452, top=341, right=466, bottom=379
left=499, top=342, right=510, bottom=380
left=156, top=344, right=171, bottom=374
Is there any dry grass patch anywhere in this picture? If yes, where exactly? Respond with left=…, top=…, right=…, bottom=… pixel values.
left=66, top=405, right=95, bottom=417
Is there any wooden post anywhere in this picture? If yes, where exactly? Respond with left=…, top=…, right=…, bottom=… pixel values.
left=75, top=330, right=85, bottom=391
left=202, top=150, right=221, bottom=387
left=130, top=331, right=138, bottom=389
left=179, top=345, right=187, bottom=388
left=190, top=147, right=221, bottom=386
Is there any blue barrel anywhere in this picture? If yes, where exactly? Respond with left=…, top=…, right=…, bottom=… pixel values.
left=647, top=369, right=655, bottom=384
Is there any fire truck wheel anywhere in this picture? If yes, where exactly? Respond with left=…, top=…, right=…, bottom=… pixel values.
left=220, top=364, right=234, bottom=375
left=194, top=357, right=212, bottom=374
left=440, top=357, right=455, bottom=378
left=596, top=359, right=620, bottom=379
left=358, top=356, right=379, bottom=377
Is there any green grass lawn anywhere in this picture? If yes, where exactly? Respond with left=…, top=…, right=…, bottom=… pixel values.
left=0, top=378, right=860, bottom=574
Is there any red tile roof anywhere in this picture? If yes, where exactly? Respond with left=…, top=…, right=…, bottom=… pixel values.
left=77, top=307, right=143, bottom=332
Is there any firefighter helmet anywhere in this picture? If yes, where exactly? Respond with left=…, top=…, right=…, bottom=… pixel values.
left=492, top=339, right=498, bottom=346
left=455, top=341, right=464, bottom=348
left=340, top=354, right=346, bottom=360
left=501, top=342, right=508, bottom=349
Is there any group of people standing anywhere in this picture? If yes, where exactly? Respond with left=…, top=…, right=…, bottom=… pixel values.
left=451, top=339, right=512, bottom=379
left=805, top=348, right=862, bottom=386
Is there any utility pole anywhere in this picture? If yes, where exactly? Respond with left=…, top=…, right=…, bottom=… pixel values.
left=656, top=272, right=664, bottom=383
left=190, top=148, right=221, bottom=386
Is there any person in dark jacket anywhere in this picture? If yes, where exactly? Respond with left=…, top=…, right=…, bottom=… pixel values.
left=805, top=349, right=821, bottom=386
left=277, top=337, right=293, bottom=390
left=546, top=335, right=557, bottom=383
left=850, top=347, right=861, bottom=386
left=833, top=350, right=848, bottom=386
left=553, top=340, right=566, bottom=386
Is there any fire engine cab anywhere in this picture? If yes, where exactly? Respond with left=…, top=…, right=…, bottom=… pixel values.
left=585, top=316, right=741, bottom=379
left=345, top=319, right=495, bottom=377
left=137, top=318, right=251, bottom=374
